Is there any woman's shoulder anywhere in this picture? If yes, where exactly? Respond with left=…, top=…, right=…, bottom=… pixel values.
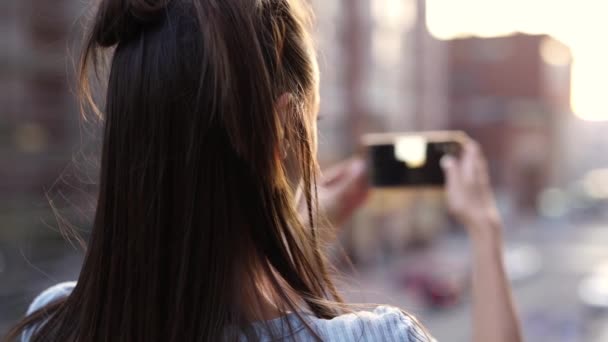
left=27, top=281, right=76, bottom=315
left=309, top=305, right=433, bottom=342
left=21, top=282, right=76, bottom=342
left=23, top=286, right=433, bottom=342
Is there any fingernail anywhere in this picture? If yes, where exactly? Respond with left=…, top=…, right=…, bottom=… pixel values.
left=351, top=158, right=366, bottom=174
left=440, top=156, right=454, bottom=169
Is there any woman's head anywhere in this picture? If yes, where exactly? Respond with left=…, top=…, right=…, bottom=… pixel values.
left=89, top=0, right=321, bottom=186
left=8, top=0, right=344, bottom=341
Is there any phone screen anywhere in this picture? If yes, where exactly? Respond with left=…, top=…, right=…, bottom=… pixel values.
left=364, top=132, right=463, bottom=187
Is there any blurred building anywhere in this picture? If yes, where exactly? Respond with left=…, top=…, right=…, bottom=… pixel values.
left=312, top=0, right=448, bottom=165
left=447, top=33, right=572, bottom=215
left=310, top=0, right=452, bottom=262
left=0, top=1, right=87, bottom=330
left=0, top=1, right=81, bottom=200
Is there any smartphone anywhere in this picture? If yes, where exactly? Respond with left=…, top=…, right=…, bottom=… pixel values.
left=362, top=131, right=466, bottom=187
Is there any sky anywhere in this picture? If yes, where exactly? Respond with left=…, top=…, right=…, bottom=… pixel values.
left=425, top=0, right=608, bottom=121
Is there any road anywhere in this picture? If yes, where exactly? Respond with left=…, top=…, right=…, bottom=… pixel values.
left=342, top=219, right=608, bottom=342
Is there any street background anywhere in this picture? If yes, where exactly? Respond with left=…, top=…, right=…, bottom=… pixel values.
left=3, top=1, right=608, bottom=340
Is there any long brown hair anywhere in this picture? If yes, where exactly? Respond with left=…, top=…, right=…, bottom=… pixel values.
left=6, top=0, right=347, bottom=340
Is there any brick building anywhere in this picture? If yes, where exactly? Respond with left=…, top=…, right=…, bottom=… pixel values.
left=447, top=33, right=572, bottom=214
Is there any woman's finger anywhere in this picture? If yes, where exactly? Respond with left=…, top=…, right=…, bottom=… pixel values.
left=330, top=159, right=368, bottom=201
left=440, top=155, right=459, bottom=189
left=462, top=140, right=479, bottom=184
left=320, top=160, right=350, bottom=187
left=475, top=152, right=490, bottom=185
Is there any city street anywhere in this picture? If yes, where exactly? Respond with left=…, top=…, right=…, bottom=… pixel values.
left=2, top=0, right=608, bottom=340
left=343, top=218, right=608, bottom=342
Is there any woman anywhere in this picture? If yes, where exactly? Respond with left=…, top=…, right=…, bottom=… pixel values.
left=6, top=0, right=521, bottom=341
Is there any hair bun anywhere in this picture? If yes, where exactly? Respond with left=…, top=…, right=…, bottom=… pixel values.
left=92, top=0, right=173, bottom=47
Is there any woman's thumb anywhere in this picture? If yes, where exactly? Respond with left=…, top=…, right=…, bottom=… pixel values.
left=440, top=155, right=458, bottom=184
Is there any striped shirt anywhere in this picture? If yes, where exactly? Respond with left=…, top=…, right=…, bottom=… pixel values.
left=22, top=282, right=432, bottom=341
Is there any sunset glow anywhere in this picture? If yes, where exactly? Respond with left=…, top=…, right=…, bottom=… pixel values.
left=426, top=0, right=608, bottom=121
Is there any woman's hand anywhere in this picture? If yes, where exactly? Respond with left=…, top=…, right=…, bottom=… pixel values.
left=441, top=139, right=523, bottom=342
left=318, top=158, right=369, bottom=227
left=440, top=140, right=500, bottom=237
left=299, top=158, right=369, bottom=242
